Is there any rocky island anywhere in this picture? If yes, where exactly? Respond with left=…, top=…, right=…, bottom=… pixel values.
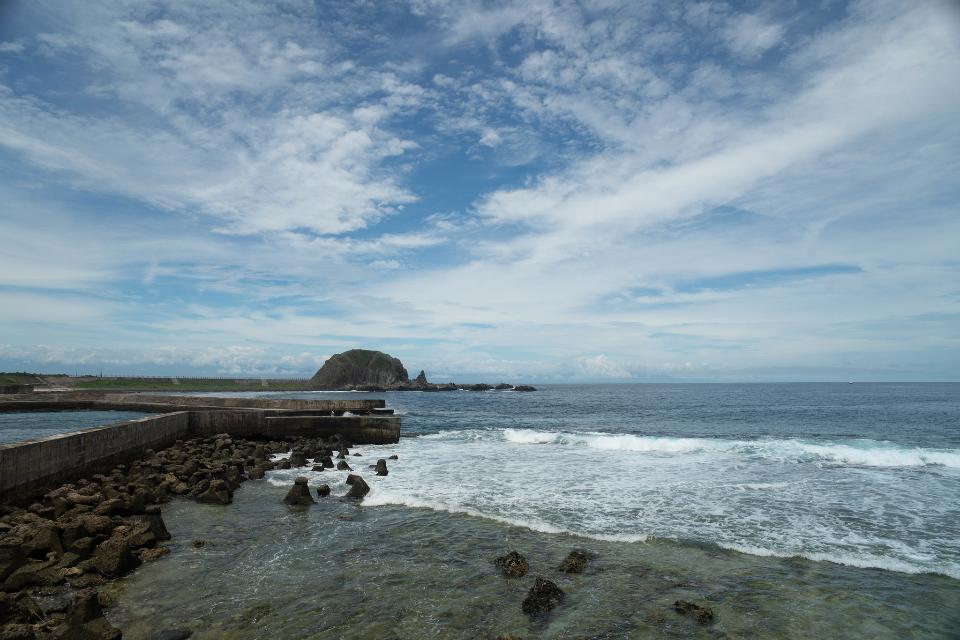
left=309, top=350, right=535, bottom=392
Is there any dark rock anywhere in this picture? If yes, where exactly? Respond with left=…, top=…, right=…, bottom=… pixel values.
left=558, top=550, right=591, bottom=573
left=495, top=383, right=513, bottom=390
left=283, top=477, right=315, bottom=506
left=320, top=456, right=334, bottom=469
left=513, top=385, right=537, bottom=392
left=148, top=630, right=193, bottom=640
left=468, top=383, right=492, bottom=391
left=414, top=370, right=428, bottom=386
left=521, top=577, right=564, bottom=614
left=249, top=467, right=265, bottom=480
left=388, top=455, right=398, bottom=460
left=336, top=461, right=352, bottom=471
left=673, top=600, right=714, bottom=625
left=277, top=459, right=291, bottom=470
left=55, top=588, right=122, bottom=640
left=91, top=533, right=141, bottom=577
left=345, top=476, right=370, bottom=499
left=196, top=479, right=232, bottom=505
left=290, top=451, right=307, bottom=467
left=375, top=459, right=388, bottom=476
left=315, top=485, right=331, bottom=497
left=352, top=453, right=362, bottom=457
left=311, top=349, right=409, bottom=389
left=191, top=540, right=205, bottom=548
left=310, top=465, right=325, bottom=472
left=494, top=551, right=528, bottom=578
left=345, top=474, right=360, bottom=485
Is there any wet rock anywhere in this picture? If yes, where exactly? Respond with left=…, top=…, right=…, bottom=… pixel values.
left=352, top=452, right=362, bottom=457
left=138, top=546, right=170, bottom=562
left=673, top=600, right=714, bottom=625
left=388, top=455, right=398, bottom=460
left=310, top=465, right=325, bottom=472
left=196, top=479, right=232, bottom=505
left=336, top=461, right=352, bottom=471
left=315, top=485, right=331, bottom=497
left=277, top=458, right=291, bottom=470
left=148, top=629, right=193, bottom=640
left=191, top=540, right=205, bottom=548
left=90, top=533, right=141, bottom=577
left=290, top=451, right=307, bottom=468
left=283, top=478, right=315, bottom=506
left=495, top=383, right=513, bottom=390
left=8, top=520, right=63, bottom=559
left=375, top=459, right=388, bottom=476
left=494, top=551, right=528, bottom=578
left=248, top=467, right=265, bottom=480
left=320, top=456, right=334, bottom=469
left=513, top=385, right=536, bottom=392
left=558, top=550, right=591, bottom=573
left=0, top=592, right=42, bottom=625
left=345, top=476, right=370, bottom=499
left=345, top=474, right=360, bottom=485
left=55, top=588, right=122, bottom=640
left=521, top=577, right=564, bottom=614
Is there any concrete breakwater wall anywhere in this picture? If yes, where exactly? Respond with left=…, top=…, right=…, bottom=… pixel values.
left=0, top=394, right=400, bottom=497
left=0, top=412, right=191, bottom=497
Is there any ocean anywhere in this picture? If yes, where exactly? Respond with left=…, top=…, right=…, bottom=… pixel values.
left=14, top=383, right=960, bottom=638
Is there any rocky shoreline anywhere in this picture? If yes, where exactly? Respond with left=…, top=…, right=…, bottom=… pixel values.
left=0, top=431, right=368, bottom=639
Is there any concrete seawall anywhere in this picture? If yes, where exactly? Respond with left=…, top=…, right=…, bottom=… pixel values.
left=0, top=393, right=401, bottom=497
left=0, top=412, right=191, bottom=496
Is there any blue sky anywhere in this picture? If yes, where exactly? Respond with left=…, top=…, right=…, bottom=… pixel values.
left=0, top=0, right=958, bottom=381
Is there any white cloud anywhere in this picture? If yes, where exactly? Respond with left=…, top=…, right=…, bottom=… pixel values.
left=722, top=13, right=785, bottom=61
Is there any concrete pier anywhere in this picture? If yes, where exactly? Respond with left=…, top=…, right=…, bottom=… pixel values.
left=0, top=393, right=400, bottom=497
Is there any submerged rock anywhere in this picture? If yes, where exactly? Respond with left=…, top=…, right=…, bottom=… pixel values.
left=494, top=551, right=528, bottom=578
left=388, top=454, right=398, bottom=460
left=316, top=484, right=331, bottom=497
left=283, top=477, right=315, bottom=506
left=375, top=459, right=388, bottom=476
left=558, top=550, right=591, bottom=573
left=521, top=577, right=564, bottom=614
left=345, top=476, right=370, bottom=499
left=674, top=600, right=714, bottom=625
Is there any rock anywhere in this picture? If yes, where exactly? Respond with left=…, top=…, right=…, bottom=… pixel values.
left=249, top=467, right=265, bottom=480
left=310, top=349, right=410, bottom=389
left=673, top=600, right=714, bottom=625
left=352, top=453, right=362, bottom=457
left=0, top=592, right=42, bottom=625
left=345, top=476, right=370, bottom=499
left=290, top=451, right=307, bottom=467
left=513, top=385, right=536, bottom=392
left=388, top=455, right=398, bottom=460
left=283, top=477, right=315, bottom=506
left=495, top=383, right=513, bottom=390
left=9, top=520, right=63, bottom=558
left=344, top=474, right=360, bottom=485
left=310, top=465, right=325, bottom=472
left=414, top=370, right=428, bottom=386
left=191, top=540, right=205, bottom=548
left=336, top=461, right=352, bottom=471
left=375, top=459, right=388, bottom=476
left=468, top=383, right=492, bottom=391
left=90, top=533, right=141, bottom=577
left=196, top=479, right=232, bottom=505
left=138, top=546, right=170, bottom=562
left=315, top=485, right=331, bottom=497
left=558, top=550, right=591, bottom=573
left=148, top=629, right=193, bottom=640
left=494, top=551, right=528, bottom=578
left=54, top=588, right=122, bottom=640
left=277, top=459, right=291, bottom=470
left=320, top=456, right=334, bottom=469
left=521, top=577, right=564, bottom=614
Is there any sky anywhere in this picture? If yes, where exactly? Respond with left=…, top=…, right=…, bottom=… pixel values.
left=0, top=0, right=958, bottom=382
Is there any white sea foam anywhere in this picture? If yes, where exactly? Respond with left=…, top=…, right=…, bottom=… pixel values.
left=495, top=428, right=960, bottom=468
left=346, top=427, right=960, bottom=579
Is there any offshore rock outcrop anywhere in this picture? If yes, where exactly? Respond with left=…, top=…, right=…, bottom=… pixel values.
left=311, top=350, right=409, bottom=389
left=310, top=349, right=537, bottom=392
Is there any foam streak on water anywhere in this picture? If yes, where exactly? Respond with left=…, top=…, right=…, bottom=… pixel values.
left=351, top=428, right=960, bottom=579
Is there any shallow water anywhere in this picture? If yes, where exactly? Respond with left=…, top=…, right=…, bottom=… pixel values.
left=0, top=410, right=152, bottom=444
left=78, top=384, right=960, bottom=637
left=104, top=449, right=960, bottom=639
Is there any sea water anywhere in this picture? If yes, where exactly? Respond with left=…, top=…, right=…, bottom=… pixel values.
left=0, top=411, right=152, bottom=444
left=100, top=383, right=959, bottom=638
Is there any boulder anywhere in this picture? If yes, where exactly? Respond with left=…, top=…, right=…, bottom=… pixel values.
left=673, top=600, right=714, bottom=625
left=375, top=459, right=388, bottom=476
left=54, top=588, right=122, bottom=640
left=345, top=476, right=370, bottom=499
left=283, top=478, right=315, bottom=506
left=558, top=550, right=591, bottom=573
left=336, top=461, right=352, bottom=471
left=196, top=480, right=232, bottom=505
left=521, top=577, right=564, bottom=614
left=388, top=455, right=398, bottom=460
left=494, top=551, right=528, bottom=578
left=315, top=485, right=331, bottom=498
left=513, top=385, right=537, bottom=392
left=290, top=451, right=307, bottom=468
left=90, top=533, right=141, bottom=577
